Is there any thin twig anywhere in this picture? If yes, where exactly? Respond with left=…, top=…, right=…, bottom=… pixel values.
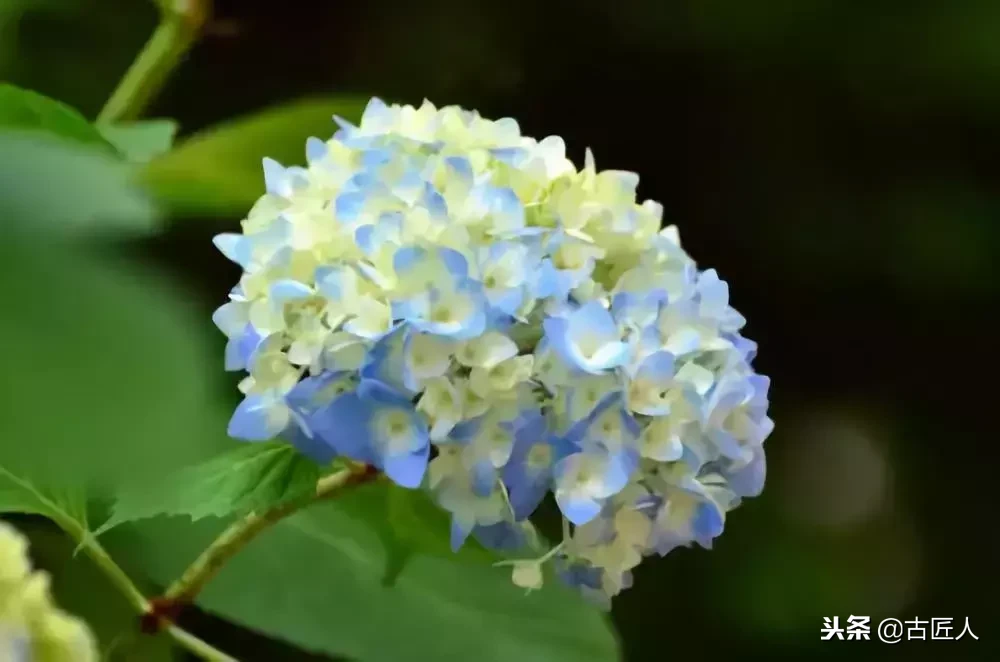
left=97, top=0, right=210, bottom=123
left=150, top=463, right=379, bottom=625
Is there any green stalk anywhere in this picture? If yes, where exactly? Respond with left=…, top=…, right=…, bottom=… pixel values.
left=161, top=463, right=378, bottom=605
left=57, top=519, right=236, bottom=660
left=97, top=0, right=209, bottom=124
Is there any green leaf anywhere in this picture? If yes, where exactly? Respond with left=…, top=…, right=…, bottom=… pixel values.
left=99, top=442, right=321, bottom=534
left=0, top=130, right=156, bottom=233
left=98, top=119, right=179, bottom=164
left=0, top=209, right=231, bottom=496
left=142, top=96, right=368, bottom=217
left=0, top=83, right=111, bottom=148
left=110, top=484, right=621, bottom=662
left=0, top=464, right=88, bottom=530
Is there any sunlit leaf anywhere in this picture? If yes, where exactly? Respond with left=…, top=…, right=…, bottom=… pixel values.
left=142, top=96, right=367, bottom=217
left=0, top=130, right=155, bottom=233
left=0, top=83, right=111, bottom=148
left=99, top=442, right=321, bottom=534
left=99, top=119, right=178, bottom=164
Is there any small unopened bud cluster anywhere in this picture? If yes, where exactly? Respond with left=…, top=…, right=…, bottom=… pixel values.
left=0, top=523, right=97, bottom=662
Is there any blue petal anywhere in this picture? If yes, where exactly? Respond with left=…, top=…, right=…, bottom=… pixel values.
left=357, top=378, right=411, bottom=407
left=270, top=279, right=313, bottom=303
left=360, top=147, right=392, bottom=169
left=360, top=326, right=411, bottom=394
left=262, top=157, right=288, bottom=195
left=393, top=169, right=424, bottom=203
left=445, top=156, right=473, bottom=182
left=392, top=245, right=424, bottom=274
left=212, top=301, right=247, bottom=336
left=360, top=97, right=390, bottom=128
left=611, top=289, right=667, bottom=321
left=475, top=185, right=524, bottom=230
left=569, top=300, right=618, bottom=340
left=438, top=247, right=469, bottom=279
left=546, top=302, right=629, bottom=373
left=224, top=324, right=262, bottom=371
left=283, top=422, right=337, bottom=464
left=423, top=185, right=448, bottom=220
left=603, top=448, right=637, bottom=495
left=486, top=286, right=524, bottom=316
left=692, top=500, right=725, bottom=548
left=555, top=490, right=602, bottom=526
left=472, top=521, right=528, bottom=552
left=310, top=393, right=378, bottom=465
left=493, top=186, right=523, bottom=216
left=450, top=518, right=473, bottom=552
left=383, top=445, right=429, bottom=488
left=562, top=392, right=621, bottom=447
left=709, top=428, right=746, bottom=462
left=726, top=447, right=766, bottom=497
left=335, top=191, right=366, bottom=223
left=469, top=459, right=496, bottom=497
left=558, top=562, right=604, bottom=590
left=228, top=394, right=286, bottom=442
left=332, top=115, right=357, bottom=134
left=636, top=351, right=675, bottom=384
left=534, top=259, right=575, bottom=300
left=748, top=374, right=771, bottom=409
left=503, top=462, right=550, bottom=520
left=542, top=316, right=571, bottom=360
left=286, top=371, right=345, bottom=416
left=212, top=234, right=250, bottom=268
left=352, top=212, right=401, bottom=257
left=346, top=170, right=382, bottom=193
left=448, top=416, right=484, bottom=445
left=315, top=265, right=351, bottom=300
left=502, top=415, right=553, bottom=519
left=697, top=269, right=729, bottom=319
left=490, top=147, right=528, bottom=166
left=224, top=338, right=244, bottom=371
left=355, top=224, right=377, bottom=255
left=305, top=137, right=328, bottom=163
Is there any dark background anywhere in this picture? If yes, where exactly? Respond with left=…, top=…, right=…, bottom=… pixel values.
left=4, top=0, right=997, bottom=659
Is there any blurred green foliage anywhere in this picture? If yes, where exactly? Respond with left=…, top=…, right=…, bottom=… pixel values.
left=99, top=119, right=178, bottom=163
left=0, top=204, right=228, bottom=490
left=0, top=131, right=152, bottom=231
left=0, top=82, right=110, bottom=146
left=0, top=47, right=618, bottom=662
left=142, top=97, right=368, bottom=216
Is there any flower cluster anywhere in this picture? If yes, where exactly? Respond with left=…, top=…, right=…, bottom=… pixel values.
left=214, top=98, right=773, bottom=603
left=0, top=523, right=97, bottom=662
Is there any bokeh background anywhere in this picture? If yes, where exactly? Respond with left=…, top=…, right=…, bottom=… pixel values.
left=2, top=0, right=998, bottom=659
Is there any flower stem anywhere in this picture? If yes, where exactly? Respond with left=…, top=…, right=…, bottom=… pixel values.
left=97, top=0, right=210, bottom=124
left=165, top=625, right=239, bottom=662
left=159, top=463, right=378, bottom=608
left=57, top=513, right=236, bottom=660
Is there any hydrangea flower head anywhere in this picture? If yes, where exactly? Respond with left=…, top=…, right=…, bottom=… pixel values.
left=214, top=97, right=774, bottom=603
left=0, top=523, right=98, bottom=662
